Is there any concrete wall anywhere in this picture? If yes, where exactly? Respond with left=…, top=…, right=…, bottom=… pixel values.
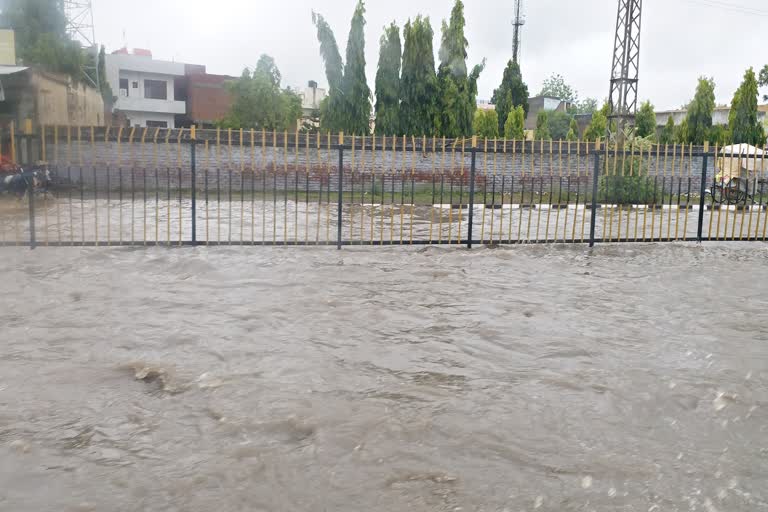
left=119, top=111, right=176, bottom=129
left=43, top=138, right=715, bottom=197
left=0, top=69, right=105, bottom=127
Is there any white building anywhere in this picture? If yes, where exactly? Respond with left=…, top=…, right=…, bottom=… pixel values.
left=299, top=81, right=327, bottom=114
left=655, top=105, right=768, bottom=128
left=104, top=49, right=186, bottom=128
left=476, top=99, right=495, bottom=111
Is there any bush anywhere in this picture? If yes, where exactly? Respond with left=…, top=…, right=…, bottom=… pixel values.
left=598, top=173, right=657, bottom=205
left=598, top=137, right=658, bottom=204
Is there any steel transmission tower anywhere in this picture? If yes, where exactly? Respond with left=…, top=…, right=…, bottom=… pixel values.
left=511, top=0, right=525, bottom=65
left=607, top=0, right=642, bottom=137
left=62, top=0, right=99, bottom=88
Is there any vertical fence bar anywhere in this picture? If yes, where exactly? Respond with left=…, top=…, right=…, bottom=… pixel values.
left=28, top=175, right=36, bottom=249
left=589, top=144, right=601, bottom=247
left=337, top=133, right=344, bottom=250
left=10, top=120, right=16, bottom=164
left=697, top=151, right=709, bottom=242
left=191, top=127, right=197, bottom=246
left=467, top=138, right=477, bottom=249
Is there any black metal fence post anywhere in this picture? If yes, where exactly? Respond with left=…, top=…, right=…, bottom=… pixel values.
left=697, top=152, right=709, bottom=242
left=28, top=180, right=36, bottom=250
left=589, top=147, right=601, bottom=248
left=190, top=139, right=197, bottom=246
left=337, top=140, right=344, bottom=250
left=467, top=145, right=477, bottom=249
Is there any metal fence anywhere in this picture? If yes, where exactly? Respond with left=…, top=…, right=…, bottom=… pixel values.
left=1, top=125, right=767, bottom=248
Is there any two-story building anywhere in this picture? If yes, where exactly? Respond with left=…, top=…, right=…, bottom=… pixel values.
left=105, top=48, right=187, bottom=128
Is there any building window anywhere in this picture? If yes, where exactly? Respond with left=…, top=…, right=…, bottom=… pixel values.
left=144, top=79, right=167, bottom=100
left=146, top=120, right=168, bottom=128
left=119, top=78, right=129, bottom=97
left=132, top=81, right=139, bottom=89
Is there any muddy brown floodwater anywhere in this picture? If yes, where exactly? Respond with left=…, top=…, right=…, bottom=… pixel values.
left=0, top=244, right=767, bottom=512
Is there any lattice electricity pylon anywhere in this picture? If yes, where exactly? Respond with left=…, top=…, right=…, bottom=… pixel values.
left=607, top=0, right=642, bottom=138
left=63, top=0, right=99, bottom=88
left=511, top=0, right=525, bottom=65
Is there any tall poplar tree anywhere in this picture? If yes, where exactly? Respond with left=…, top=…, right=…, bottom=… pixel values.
left=374, top=23, right=402, bottom=135
left=435, top=0, right=484, bottom=138
left=342, top=1, right=372, bottom=135
left=491, top=61, right=529, bottom=134
left=729, top=68, right=765, bottom=145
left=312, top=1, right=372, bottom=134
left=400, top=16, right=438, bottom=136
left=684, top=78, right=715, bottom=144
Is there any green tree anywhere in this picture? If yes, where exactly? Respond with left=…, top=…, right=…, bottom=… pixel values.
left=539, top=73, right=578, bottom=103
left=491, top=60, right=529, bottom=134
left=707, top=125, right=731, bottom=146
left=435, top=0, right=485, bottom=138
left=374, top=23, right=401, bottom=135
left=504, top=105, right=525, bottom=140
left=220, top=55, right=302, bottom=131
left=534, top=111, right=551, bottom=140
left=341, top=1, right=372, bottom=135
left=634, top=101, right=656, bottom=139
left=547, top=111, right=572, bottom=140
left=659, top=116, right=675, bottom=144
left=97, top=45, right=114, bottom=104
left=674, top=117, right=689, bottom=144
left=729, top=68, right=765, bottom=145
left=684, top=77, right=715, bottom=144
left=583, top=109, right=607, bottom=142
left=473, top=109, right=499, bottom=139
left=400, top=16, right=438, bottom=136
left=0, top=0, right=85, bottom=81
left=566, top=118, right=580, bottom=141
left=759, top=65, right=767, bottom=101
left=312, top=11, right=345, bottom=132
left=573, top=97, right=598, bottom=115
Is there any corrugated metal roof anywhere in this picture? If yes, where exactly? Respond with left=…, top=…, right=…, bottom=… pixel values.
left=0, top=66, right=28, bottom=75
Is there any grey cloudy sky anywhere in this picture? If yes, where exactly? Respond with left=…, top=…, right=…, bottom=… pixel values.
left=94, top=0, right=768, bottom=111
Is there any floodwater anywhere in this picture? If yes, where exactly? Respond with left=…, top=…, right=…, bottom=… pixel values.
left=1, top=244, right=767, bottom=512
left=2, top=198, right=767, bottom=245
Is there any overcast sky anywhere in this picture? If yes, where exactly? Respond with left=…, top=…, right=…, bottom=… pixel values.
left=94, top=0, right=768, bottom=111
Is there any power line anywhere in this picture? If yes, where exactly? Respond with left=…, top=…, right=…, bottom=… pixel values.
left=680, top=0, right=768, bottom=17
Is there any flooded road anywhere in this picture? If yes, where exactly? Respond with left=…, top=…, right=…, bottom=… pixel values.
left=1, top=244, right=767, bottom=511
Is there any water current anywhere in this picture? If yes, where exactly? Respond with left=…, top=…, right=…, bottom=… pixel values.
left=1, top=244, right=767, bottom=511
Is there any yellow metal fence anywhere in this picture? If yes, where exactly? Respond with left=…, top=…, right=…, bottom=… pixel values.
left=1, top=125, right=767, bottom=247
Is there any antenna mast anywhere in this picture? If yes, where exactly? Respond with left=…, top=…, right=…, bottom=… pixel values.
left=63, top=0, right=99, bottom=89
left=512, top=0, right=525, bottom=65
left=608, top=0, right=643, bottom=137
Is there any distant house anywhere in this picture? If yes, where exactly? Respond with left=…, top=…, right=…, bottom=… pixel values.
left=105, top=48, right=188, bottom=128
left=105, top=48, right=237, bottom=129
left=525, top=95, right=573, bottom=130
left=476, top=99, right=495, bottom=112
left=655, top=105, right=768, bottom=127
left=300, top=81, right=326, bottom=116
left=179, top=65, right=235, bottom=129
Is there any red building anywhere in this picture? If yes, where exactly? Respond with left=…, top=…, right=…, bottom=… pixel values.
left=175, top=65, right=235, bottom=128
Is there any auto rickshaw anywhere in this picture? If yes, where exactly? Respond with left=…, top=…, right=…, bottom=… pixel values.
left=710, top=144, right=767, bottom=205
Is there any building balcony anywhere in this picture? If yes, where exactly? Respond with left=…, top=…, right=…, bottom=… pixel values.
left=115, top=96, right=186, bottom=115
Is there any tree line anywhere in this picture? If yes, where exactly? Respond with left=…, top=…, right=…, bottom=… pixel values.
left=313, top=0, right=487, bottom=138
left=5, top=0, right=767, bottom=146
left=639, top=68, right=766, bottom=147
